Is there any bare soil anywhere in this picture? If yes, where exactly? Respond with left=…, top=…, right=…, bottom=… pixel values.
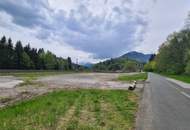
left=0, top=73, right=143, bottom=108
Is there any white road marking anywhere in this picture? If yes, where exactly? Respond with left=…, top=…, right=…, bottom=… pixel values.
left=181, top=92, right=190, bottom=99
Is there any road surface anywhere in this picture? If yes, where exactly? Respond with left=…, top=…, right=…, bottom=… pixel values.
left=137, top=73, right=190, bottom=130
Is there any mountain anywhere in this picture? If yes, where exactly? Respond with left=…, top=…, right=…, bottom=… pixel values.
left=121, top=51, right=152, bottom=63
left=93, top=56, right=143, bottom=72
left=92, top=51, right=152, bottom=72
left=81, top=62, right=94, bottom=68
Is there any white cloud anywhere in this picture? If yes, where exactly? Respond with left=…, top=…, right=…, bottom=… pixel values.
left=0, top=0, right=189, bottom=63
left=0, top=11, right=99, bottom=63
left=135, top=0, right=190, bottom=53
left=48, top=0, right=77, bottom=14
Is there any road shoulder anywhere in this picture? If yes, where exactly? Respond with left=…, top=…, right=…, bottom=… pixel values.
left=135, top=79, right=153, bottom=130
left=166, top=77, right=190, bottom=89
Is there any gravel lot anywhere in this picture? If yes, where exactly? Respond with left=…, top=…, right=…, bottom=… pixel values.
left=0, top=73, right=143, bottom=107
left=0, top=76, right=23, bottom=89
left=38, top=73, right=132, bottom=89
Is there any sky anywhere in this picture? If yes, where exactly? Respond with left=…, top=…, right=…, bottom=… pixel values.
left=0, top=0, right=189, bottom=64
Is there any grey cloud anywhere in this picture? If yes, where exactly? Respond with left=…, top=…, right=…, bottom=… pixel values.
left=62, top=15, right=148, bottom=58
left=0, top=0, right=149, bottom=59
left=0, top=0, right=49, bottom=28
left=57, top=2, right=148, bottom=58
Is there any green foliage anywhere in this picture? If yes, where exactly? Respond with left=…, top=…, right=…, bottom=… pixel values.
left=15, top=41, right=24, bottom=69
left=0, top=36, right=78, bottom=70
left=154, top=30, right=190, bottom=74
left=43, top=51, right=57, bottom=70
left=93, top=58, right=143, bottom=72
left=144, top=61, right=156, bottom=72
left=0, top=36, right=15, bottom=69
left=20, top=52, right=34, bottom=69
left=185, top=61, right=190, bottom=74
left=0, top=90, right=138, bottom=130
left=185, top=50, right=190, bottom=74
left=67, top=57, right=72, bottom=70
left=124, top=60, right=139, bottom=72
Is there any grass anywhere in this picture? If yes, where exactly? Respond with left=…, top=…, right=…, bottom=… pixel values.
left=0, top=89, right=138, bottom=130
left=163, top=74, right=190, bottom=84
left=0, top=71, right=73, bottom=79
left=0, top=71, right=74, bottom=86
left=118, top=73, right=148, bottom=82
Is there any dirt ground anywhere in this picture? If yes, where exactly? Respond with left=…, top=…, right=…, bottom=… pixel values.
left=0, top=76, right=23, bottom=89
left=0, top=73, right=143, bottom=108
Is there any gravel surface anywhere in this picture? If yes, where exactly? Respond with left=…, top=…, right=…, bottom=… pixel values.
left=0, top=73, right=143, bottom=108
left=38, top=73, right=133, bottom=89
left=0, top=76, right=23, bottom=89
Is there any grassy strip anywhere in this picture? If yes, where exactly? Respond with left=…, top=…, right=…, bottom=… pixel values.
left=162, top=74, right=190, bottom=84
left=0, top=89, right=138, bottom=130
left=118, top=73, right=148, bottom=82
left=0, top=71, right=74, bottom=86
left=0, top=71, right=74, bottom=79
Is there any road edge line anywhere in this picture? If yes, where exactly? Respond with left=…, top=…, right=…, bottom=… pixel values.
left=181, top=91, right=190, bottom=99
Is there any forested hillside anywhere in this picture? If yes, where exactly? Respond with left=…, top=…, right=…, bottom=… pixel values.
left=0, top=36, right=80, bottom=70
left=121, top=51, right=152, bottom=63
left=144, top=29, right=190, bottom=74
left=93, top=57, right=143, bottom=72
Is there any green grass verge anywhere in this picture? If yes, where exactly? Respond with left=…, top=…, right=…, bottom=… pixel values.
left=118, top=73, right=148, bottom=82
left=0, top=89, right=138, bottom=130
left=163, top=74, right=190, bottom=84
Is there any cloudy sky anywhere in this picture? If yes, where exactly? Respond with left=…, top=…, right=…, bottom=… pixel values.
left=0, top=0, right=189, bottom=63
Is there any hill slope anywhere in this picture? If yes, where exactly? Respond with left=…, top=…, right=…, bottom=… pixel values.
left=93, top=57, right=143, bottom=72
left=121, top=51, right=152, bottom=63
left=93, top=51, right=152, bottom=72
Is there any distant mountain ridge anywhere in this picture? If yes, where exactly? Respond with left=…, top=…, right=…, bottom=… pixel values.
left=92, top=51, right=150, bottom=72
left=81, top=62, right=93, bottom=68
left=121, top=51, right=152, bottom=63
left=92, top=51, right=152, bottom=72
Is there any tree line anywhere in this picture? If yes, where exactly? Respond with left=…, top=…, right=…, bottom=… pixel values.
left=144, top=29, right=190, bottom=74
left=144, top=12, right=190, bottom=75
left=0, top=36, right=75, bottom=70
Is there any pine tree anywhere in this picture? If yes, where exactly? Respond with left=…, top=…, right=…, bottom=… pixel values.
left=15, top=41, right=23, bottom=69
left=67, top=57, right=72, bottom=70
left=7, top=38, right=15, bottom=69
left=0, top=35, right=76, bottom=71
left=0, top=36, right=7, bottom=69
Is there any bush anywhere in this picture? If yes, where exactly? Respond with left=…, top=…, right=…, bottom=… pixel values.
left=185, top=61, right=190, bottom=75
left=144, top=61, right=156, bottom=72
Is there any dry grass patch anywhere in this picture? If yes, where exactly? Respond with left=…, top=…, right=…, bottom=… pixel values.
left=56, top=105, right=76, bottom=130
left=100, top=101, right=131, bottom=130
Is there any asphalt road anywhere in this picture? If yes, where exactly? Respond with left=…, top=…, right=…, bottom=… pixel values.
left=137, top=73, right=190, bottom=130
